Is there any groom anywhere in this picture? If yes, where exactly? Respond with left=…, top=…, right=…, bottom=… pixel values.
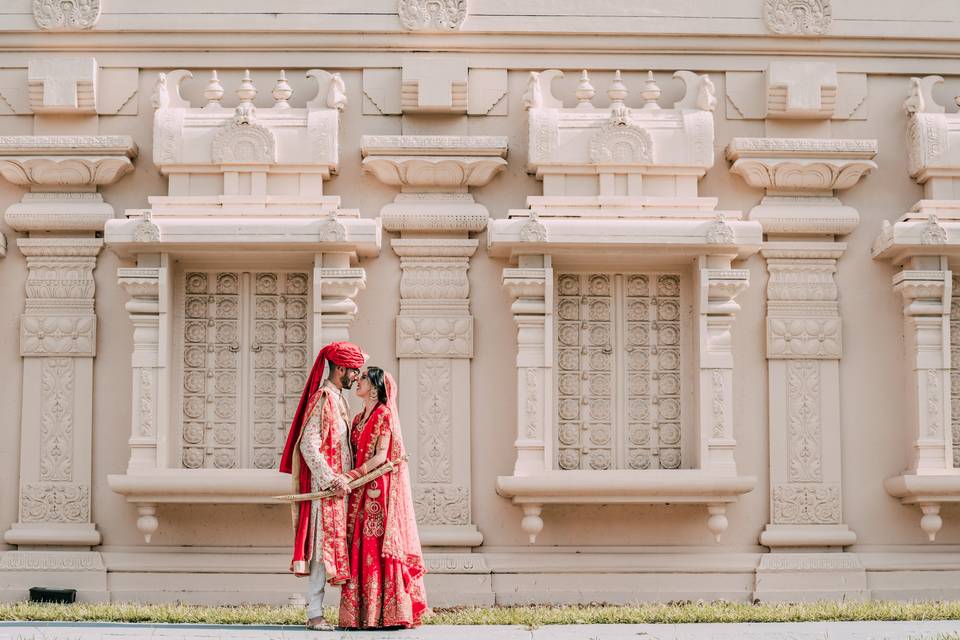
left=279, top=340, right=367, bottom=631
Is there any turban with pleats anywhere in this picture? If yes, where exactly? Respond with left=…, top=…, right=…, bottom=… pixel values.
left=279, top=341, right=367, bottom=474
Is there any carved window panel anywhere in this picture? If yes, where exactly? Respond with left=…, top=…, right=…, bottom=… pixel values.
left=555, top=272, right=686, bottom=470
left=177, top=271, right=310, bottom=470
left=951, top=274, right=960, bottom=468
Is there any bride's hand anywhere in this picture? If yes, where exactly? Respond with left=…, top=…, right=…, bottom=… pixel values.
left=333, top=474, right=352, bottom=495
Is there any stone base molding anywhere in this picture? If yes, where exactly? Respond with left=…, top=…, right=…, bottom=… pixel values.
left=754, top=553, right=867, bottom=603
left=0, top=551, right=107, bottom=603
left=2, top=549, right=960, bottom=605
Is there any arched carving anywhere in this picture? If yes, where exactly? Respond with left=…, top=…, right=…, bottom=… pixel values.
left=588, top=123, right=653, bottom=164
left=211, top=122, right=276, bottom=164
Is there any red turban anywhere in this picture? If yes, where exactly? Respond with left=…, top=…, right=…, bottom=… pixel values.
left=321, top=341, right=367, bottom=369
left=279, top=341, right=367, bottom=474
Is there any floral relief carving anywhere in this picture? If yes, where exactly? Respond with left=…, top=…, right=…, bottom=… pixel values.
left=525, top=368, right=539, bottom=439
left=528, top=110, right=559, bottom=163
left=906, top=112, right=947, bottom=179
left=398, top=0, right=468, bottom=31
left=21, top=483, right=89, bottom=523
left=399, top=261, right=470, bottom=300
left=397, top=317, right=473, bottom=358
left=705, top=215, right=735, bottom=245
left=417, top=359, right=452, bottom=484
left=711, top=370, right=725, bottom=438
left=24, top=258, right=96, bottom=300
left=21, top=315, right=96, bottom=356
left=767, top=262, right=838, bottom=301
left=920, top=215, right=948, bottom=245
left=33, top=0, right=100, bottom=31
left=763, top=0, right=831, bottom=36
left=927, top=369, right=943, bottom=437
left=40, top=358, right=74, bottom=482
left=211, top=121, right=277, bottom=164
left=772, top=483, right=841, bottom=524
left=589, top=123, right=654, bottom=164
left=557, top=273, right=683, bottom=470
left=180, top=271, right=240, bottom=470
left=139, top=369, right=154, bottom=437
left=413, top=486, right=469, bottom=525
left=153, top=109, right=182, bottom=164
left=787, top=360, right=822, bottom=482
left=767, top=318, right=841, bottom=359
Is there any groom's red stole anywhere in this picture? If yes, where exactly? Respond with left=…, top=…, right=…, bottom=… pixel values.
left=280, top=387, right=350, bottom=582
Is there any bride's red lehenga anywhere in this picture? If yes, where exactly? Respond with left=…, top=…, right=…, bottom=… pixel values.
left=338, top=374, right=428, bottom=629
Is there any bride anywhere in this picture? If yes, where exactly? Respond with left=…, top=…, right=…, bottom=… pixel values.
left=336, top=366, right=428, bottom=629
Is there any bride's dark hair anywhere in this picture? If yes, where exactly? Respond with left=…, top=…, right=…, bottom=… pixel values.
left=365, top=366, right=389, bottom=404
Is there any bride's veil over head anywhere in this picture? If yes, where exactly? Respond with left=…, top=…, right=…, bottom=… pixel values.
left=381, top=372, right=425, bottom=579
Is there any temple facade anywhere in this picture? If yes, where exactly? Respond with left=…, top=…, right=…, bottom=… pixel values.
left=1, top=0, right=960, bottom=604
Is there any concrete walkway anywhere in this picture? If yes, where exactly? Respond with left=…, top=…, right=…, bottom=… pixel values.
left=2, top=621, right=960, bottom=639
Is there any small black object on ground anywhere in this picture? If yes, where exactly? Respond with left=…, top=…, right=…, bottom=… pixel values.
left=28, top=587, right=76, bottom=604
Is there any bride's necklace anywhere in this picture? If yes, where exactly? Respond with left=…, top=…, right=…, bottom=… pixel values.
left=357, top=403, right=377, bottom=428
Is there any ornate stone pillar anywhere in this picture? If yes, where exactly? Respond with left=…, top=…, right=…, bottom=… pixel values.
left=759, top=243, right=854, bottom=547
left=361, top=135, right=506, bottom=551
left=7, top=238, right=105, bottom=548
left=696, top=260, right=750, bottom=477
left=727, top=135, right=876, bottom=601
left=502, top=260, right=552, bottom=480
left=0, top=58, right=137, bottom=598
left=393, top=238, right=481, bottom=546
left=361, top=135, right=506, bottom=604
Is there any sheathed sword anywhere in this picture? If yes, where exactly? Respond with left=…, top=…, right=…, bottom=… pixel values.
left=274, top=454, right=408, bottom=502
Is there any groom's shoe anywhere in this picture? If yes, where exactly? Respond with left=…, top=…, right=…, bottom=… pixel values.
left=305, top=617, right=334, bottom=631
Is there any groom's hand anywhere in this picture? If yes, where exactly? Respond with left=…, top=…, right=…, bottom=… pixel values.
left=331, top=475, right=351, bottom=497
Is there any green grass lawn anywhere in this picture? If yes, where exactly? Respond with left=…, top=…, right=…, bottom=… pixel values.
left=0, top=601, right=959, bottom=626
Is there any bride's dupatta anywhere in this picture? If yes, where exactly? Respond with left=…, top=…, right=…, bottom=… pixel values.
left=339, top=373, right=428, bottom=629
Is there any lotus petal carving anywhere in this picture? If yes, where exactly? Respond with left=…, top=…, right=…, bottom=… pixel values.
left=0, top=156, right=135, bottom=187
left=362, top=156, right=506, bottom=189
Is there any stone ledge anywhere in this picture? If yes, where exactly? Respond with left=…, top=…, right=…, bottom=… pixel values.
left=487, top=216, right=762, bottom=260
left=107, top=469, right=290, bottom=505
left=496, top=470, right=756, bottom=544
left=104, top=216, right=382, bottom=259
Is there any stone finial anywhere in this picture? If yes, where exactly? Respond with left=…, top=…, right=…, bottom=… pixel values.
left=639, top=71, right=661, bottom=110
left=235, top=70, right=257, bottom=123
left=903, top=78, right=924, bottom=115
left=575, top=70, right=595, bottom=109
left=697, top=74, right=718, bottom=112
left=204, top=71, right=224, bottom=108
left=272, top=70, right=293, bottom=109
left=607, top=70, right=629, bottom=122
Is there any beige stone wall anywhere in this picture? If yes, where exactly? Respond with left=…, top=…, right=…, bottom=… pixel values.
left=2, top=0, right=960, bottom=603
